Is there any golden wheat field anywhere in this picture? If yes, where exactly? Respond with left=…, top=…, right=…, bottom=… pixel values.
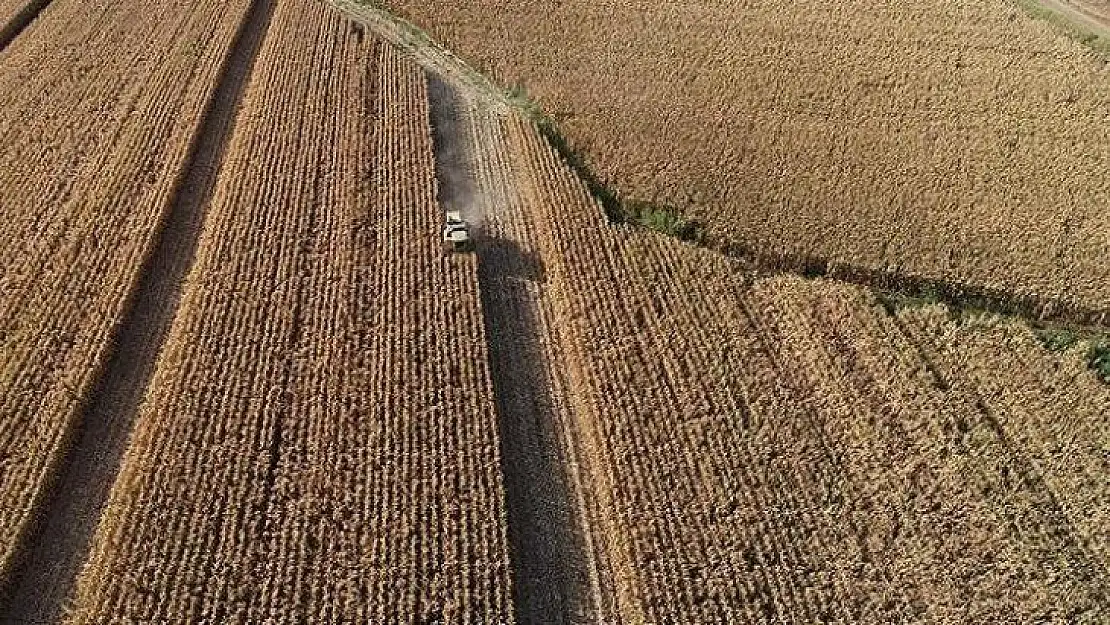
left=0, top=0, right=1106, bottom=622
left=385, top=0, right=1110, bottom=320
left=0, top=0, right=251, bottom=586
left=490, top=112, right=1110, bottom=622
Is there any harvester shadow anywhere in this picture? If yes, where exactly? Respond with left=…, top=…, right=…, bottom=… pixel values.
left=426, top=67, right=595, bottom=624
left=476, top=233, right=596, bottom=625
left=479, top=235, right=546, bottom=284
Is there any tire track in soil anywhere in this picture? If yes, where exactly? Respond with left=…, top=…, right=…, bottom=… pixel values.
left=0, top=0, right=53, bottom=53
left=0, top=0, right=277, bottom=619
left=425, top=75, right=604, bottom=624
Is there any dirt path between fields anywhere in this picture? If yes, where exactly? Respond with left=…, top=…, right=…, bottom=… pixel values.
left=1037, top=0, right=1110, bottom=37
left=0, top=0, right=276, bottom=620
left=423, top=70, right=612, bottom=624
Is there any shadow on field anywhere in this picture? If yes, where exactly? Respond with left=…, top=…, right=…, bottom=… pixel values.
left=477, top=233, right=598, bottom=625
left=426, top=69, right=596, bottom=623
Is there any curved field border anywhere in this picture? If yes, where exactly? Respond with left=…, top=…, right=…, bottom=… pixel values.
left=337, top=0, right=1110, bottom=334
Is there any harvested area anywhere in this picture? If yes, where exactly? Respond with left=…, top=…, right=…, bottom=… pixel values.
left=64, top=1, right=512, bottom=621
left=382, top=0, right=1110, bottom=319
left=0, top=0, right=252, bottom=588
left=470, top=110, right=1110, bottom=622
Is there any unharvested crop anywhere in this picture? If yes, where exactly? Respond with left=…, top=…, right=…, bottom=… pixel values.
left=66, top=2, right=512, bottom=621
left=3, top=0, right=1106, bottom=619
left=490, top=112, right=1110, bottom=622
left=384, top=0, right=1110, bottom=320
left=0, top=0, right=252, bottom=584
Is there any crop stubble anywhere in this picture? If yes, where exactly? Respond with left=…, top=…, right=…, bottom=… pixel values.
left=0, top=0, right=252, bottom=586
left=384, top=0, right=1110, bottom=318
left=64, top=1, right=512, bottom=621
left=441, top=92, right=612, bottom=622
left=487, top=112, right=1110, bottom=622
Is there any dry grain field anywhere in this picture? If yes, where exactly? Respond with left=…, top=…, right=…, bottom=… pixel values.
left=468, top=110, right=1110, bottom=623
left=0, top=0, right=252, bottom=587
left=66, top=0, right=511, bottom=621
left=0, top=0, right=1106, bottom=622
left=385, top=0, right=1110, bottom=320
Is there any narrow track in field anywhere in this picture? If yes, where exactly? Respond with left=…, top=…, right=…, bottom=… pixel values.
left=0, top=0, right=53, bottom=52
left=1037, top=0, right=1110, bottom=38
left=425, top=74, right=606, bottom=624
left=0, top=0, right=277, bottom=619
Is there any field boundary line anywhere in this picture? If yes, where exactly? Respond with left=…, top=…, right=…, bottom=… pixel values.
left=1017, top=0, right=1110, bottom=55
left=0, top=0, right=278, bottom=618
left=334, top=0, right=1110, bottom=335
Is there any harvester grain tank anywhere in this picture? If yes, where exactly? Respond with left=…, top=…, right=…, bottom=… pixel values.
left=442, top=210, right=473, bottom=253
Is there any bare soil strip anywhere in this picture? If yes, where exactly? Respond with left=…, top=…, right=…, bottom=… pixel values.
left=0, top=0, right=276, bottom=619
left=0, top=0, right=51, bottom=52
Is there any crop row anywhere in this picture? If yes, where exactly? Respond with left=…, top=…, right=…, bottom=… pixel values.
left=499, top=113, right=1110, bottom=621
left=897, top=305, right=1110, bottom=576
left=63, top=2, right=512, bottom=622
left=0, top=0, right=252, bottom=584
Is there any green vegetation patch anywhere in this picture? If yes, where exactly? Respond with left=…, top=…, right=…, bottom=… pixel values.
left=1014, top=0, right=1110, bottom=58
left=1086, top=338, right=1110, bottom=383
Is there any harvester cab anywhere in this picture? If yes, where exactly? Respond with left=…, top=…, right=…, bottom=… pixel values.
left=443, top=210, right=473, bottom=253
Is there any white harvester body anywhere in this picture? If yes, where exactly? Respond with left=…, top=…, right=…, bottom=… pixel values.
left=442, top=210, right=473, bottom=253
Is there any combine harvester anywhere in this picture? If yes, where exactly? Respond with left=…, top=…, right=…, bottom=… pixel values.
left=443, top=210, right=474, bottom=253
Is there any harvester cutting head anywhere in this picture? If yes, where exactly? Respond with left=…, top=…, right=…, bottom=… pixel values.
left=442, top=210, right=473, bottom=253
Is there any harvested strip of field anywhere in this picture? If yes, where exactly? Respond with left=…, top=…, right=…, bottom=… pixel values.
left=383, top=0, right=1110, bottom=318
left=498, top=113, right=1110, bottom=622
left=66, top=1, right=512, bottom=621
left=433, top=88, right=609, bottom=621
left=0, top=0, right=252, bottom=586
